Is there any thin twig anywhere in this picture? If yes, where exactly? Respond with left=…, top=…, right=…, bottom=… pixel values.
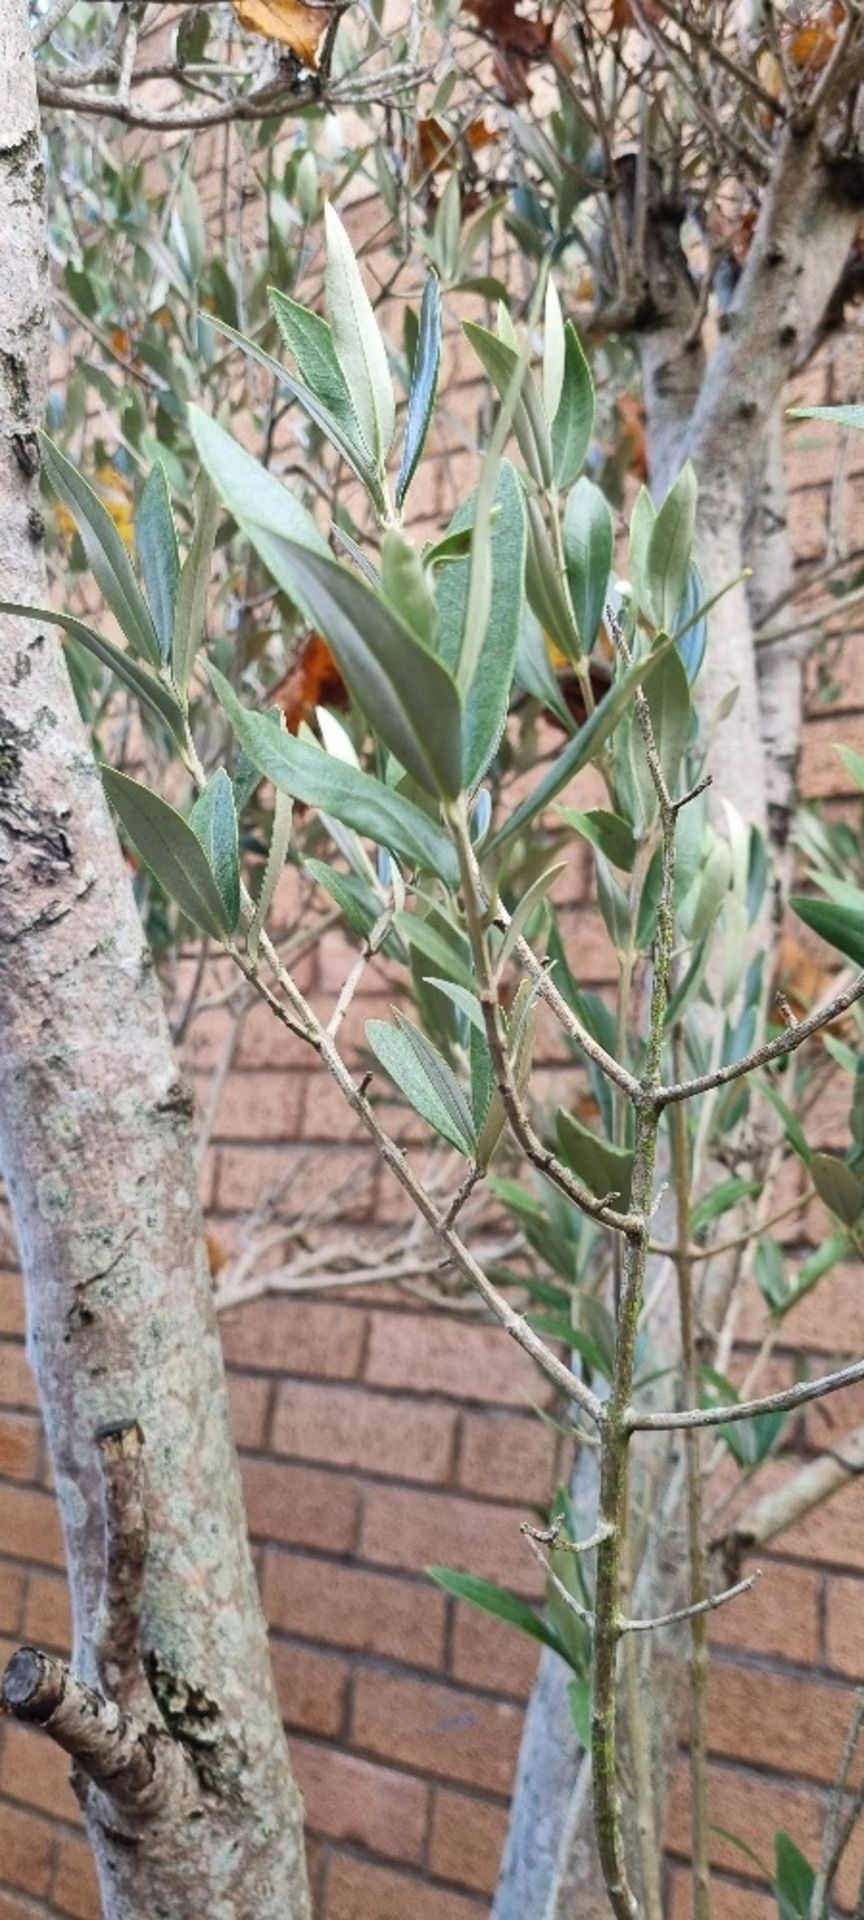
left=629, top=1356, right=864, bottom=1432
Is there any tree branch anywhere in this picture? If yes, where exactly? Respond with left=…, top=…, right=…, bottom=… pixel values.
left=629, top=1356, right=864, bottom=1432
left=656, top=971, right=864, bottom=1105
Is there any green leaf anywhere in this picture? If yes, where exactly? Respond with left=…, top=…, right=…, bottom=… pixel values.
left=837, top=743, right=864, bottom=792
left=397, top=272, right=441, bottom=509
left=551, top=321, right=594, bottom=490
left=791, top=892, right=864, bottom=969
left=629, top=644, right=691, bottom=819
left=40, top=435, right=160, bottom=666
left=207, top=665, right=460, bottom=884
left=173, top=471, right=219, bottom=699
left=381, top=530, right=438, bottom=648
left=189, top=770, right=240, bottom=931
left=557, top=1109, right=633, bottom=1207
left=324, top=201, right=395, bottom=467
left=515, top=609, right=575, bottom=734
left=543, top=278, right=566, bottom=427
left=427, top=1568, right=569, bottom=1660
left=810, top=1152, right=864, bottom=1225
left=0, top=602, right=186, bottom=745
left=248, top=788, right=293, bottom=958
left=435, top=462, right=527, bottom=785
left=524, top=494, right=581, bottom=667
left=463, top=321, right=553, bottom=489
left=756, top=1079, right=811, bottom=1165
left=102, top=769, right=231, bottom=939
left=305, top=857, right=382, bottom=940
left=774, top=1833, right=815, bottom=1920
left=394, top=911, right=476, bottom=991
left=789, top=403, right=864, bottom=431
left=269, top=288, right=365, bottom=446
left=645, top=461, right=697, bottom=631
left=136, top=462, right=179, bottom=664
left=366, top=1017, right=474, bottom=1154
left=426, top=978, right=486, bottom=1035
left=563, top=478, right=613, bottom=652
left=489, top=639, right=675, bottom=854
left=558, top=807, right=635, bottom=872
left=627, top=486, right=656, bottom=607
left=257, top=541, right=463, bottom=800
left=186, top=406, right=329, bottom=580
left=692, top=1178, right=759, bottom=1233
left=567, top=1678, right=592, bottom=1749
left=497, top=862, right=567, bottom=972
left=202, top=314, right=385, bottom=510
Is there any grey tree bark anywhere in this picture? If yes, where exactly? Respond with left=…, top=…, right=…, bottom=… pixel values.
left=0, top=9, right=310, bottom=1915
left=494, top=116, right=863, bottom=1920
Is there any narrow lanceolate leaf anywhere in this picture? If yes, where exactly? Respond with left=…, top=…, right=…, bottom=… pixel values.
left=269, top=289, right=365, bottom=447
left=809, top=1153, right=864, bottom=1226
left=0, top=603, right=186, bottom=745
left=256, top=541, right=463, bottom=800
left=394, top=1011, right=477, bottom=1151
left=207, top=665, right=460, bottom=884
left=190, top=769, right=241, bottom=931
left=427, top=1568, right=569, bottom=1661
left=496, top=863, right=567, bottom=973
left=488, top=638, right=675, bottom=854
left=173, top=471, right=219, bottom=698
left=40, top=435, right=160, bottom=666
left=645, top=461, right=698, bottom=631
left=102, top=769, right=231, bottom=939
left=201, top=314, right=385, bottom=509
left=365, top=1018, right=475, bottom=1155
left=324, top=201, right=395, bottom=468
left=435, top=461, right=527, bottom=786
left=187, top=407, right=328, bottom=560
left=248, top=788, right=293, bottom=958
left=542, top=278, right=566, bottom=428
left=524, top=494, right=581, bottom=667
left=790, top=893, right=864, bottom=969
left=557, top=807, right=636, bottom=872
left=396, top=272, right=441, bottom=510
left=551, top=322, right=594, bottom=491
left=557, top=1109, right=634, bottom=1208
left=789, top=403, right=864, bottom=431
left=136, top=461, right=179, bottom=664
left=463, top=322, right=553, bottom=489
left=563, top=477, right=613, bottom=651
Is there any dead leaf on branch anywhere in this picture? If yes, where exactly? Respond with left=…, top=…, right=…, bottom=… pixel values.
left=232, top=0, right=332, bottom=68
left=461, top=0, right=551, bottom=102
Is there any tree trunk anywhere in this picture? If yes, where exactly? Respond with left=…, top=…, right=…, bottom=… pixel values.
left=0, top=11, right=310, bottom=1916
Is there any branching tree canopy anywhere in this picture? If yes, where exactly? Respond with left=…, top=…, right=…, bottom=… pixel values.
left=2, top=3, right=864, bottom=1918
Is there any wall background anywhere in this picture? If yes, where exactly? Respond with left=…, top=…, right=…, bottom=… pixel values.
left=1, top=152, right=864, bottom=1919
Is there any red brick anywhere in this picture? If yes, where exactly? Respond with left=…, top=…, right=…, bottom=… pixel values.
left=51, top=1835, right=101, bottom=1919
left=450, top=1606, right=540, bottom=1698
left=364, top=1311, right=551, bottom=1407
left=706, top=1662, right=864, bottom=1786
left=217, top=1143, right=377, bottom=1218
left=707, top=1560, right=820, bottom=1665
left=22, top=1573, right=71, bottom=1653
left=0, top=1344, right=38, bottom=1412
left=269, top=1640, right=348, bottom=1738
left=0, top=1564, right=25, bottom=1636
left=800, top=712, right=864, bottom=800
left=205, top=1070, right=306, bottom=1141
left=0, top=1416, right=40, bottom=1484
left=221, top=1298, right=367, bottom=1379
left=291, top=1739, right=429, bottom=1862
left=0, top=1273, right=25, bottom=1338
left=351, top=1671, right=523, bottom=1793
left=361, top=1484, right=543, bottom=1595
left=826, top=1573, right=864, bottom=1676
left=241, top=1459, right=359, bottom=1554
left=667, top=1864, right=776, bottom=1920
left=324, top=1854, right=485, bottom=1919
left=0, top=1725, right=80, bottom=1825
left=429, top=1789, right=508, bottom=1895
left=666, top=1758, right=864, bottom=1911
left=0, top=1488, right=63, bottom=1570
left=0, top=1892, right=54, bottom=1920
left=0, top=1802, right=55, bottom=1898
left=272, top=1382, right=457, bottom=1484
left=716, top=1458, right=864, bottom=1572
left=235, top=1000, right=322, bottom=1070
left=262, top=1552, right=446, bottom=1668
left=735, top=1257, right=864, bottom=1354
left=457, top=1411, right=558, bottom=1503
left=227, top=1373, right=272, bottom=1451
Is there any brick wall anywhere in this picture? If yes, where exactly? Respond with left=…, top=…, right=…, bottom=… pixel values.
left=3, top=234, right=864, bottom=1917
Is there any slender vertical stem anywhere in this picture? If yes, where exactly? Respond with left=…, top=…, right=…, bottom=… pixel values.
left=591, top=672, right=679, bottom=1920
left=671, top=1025, right=711, bottom=1920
